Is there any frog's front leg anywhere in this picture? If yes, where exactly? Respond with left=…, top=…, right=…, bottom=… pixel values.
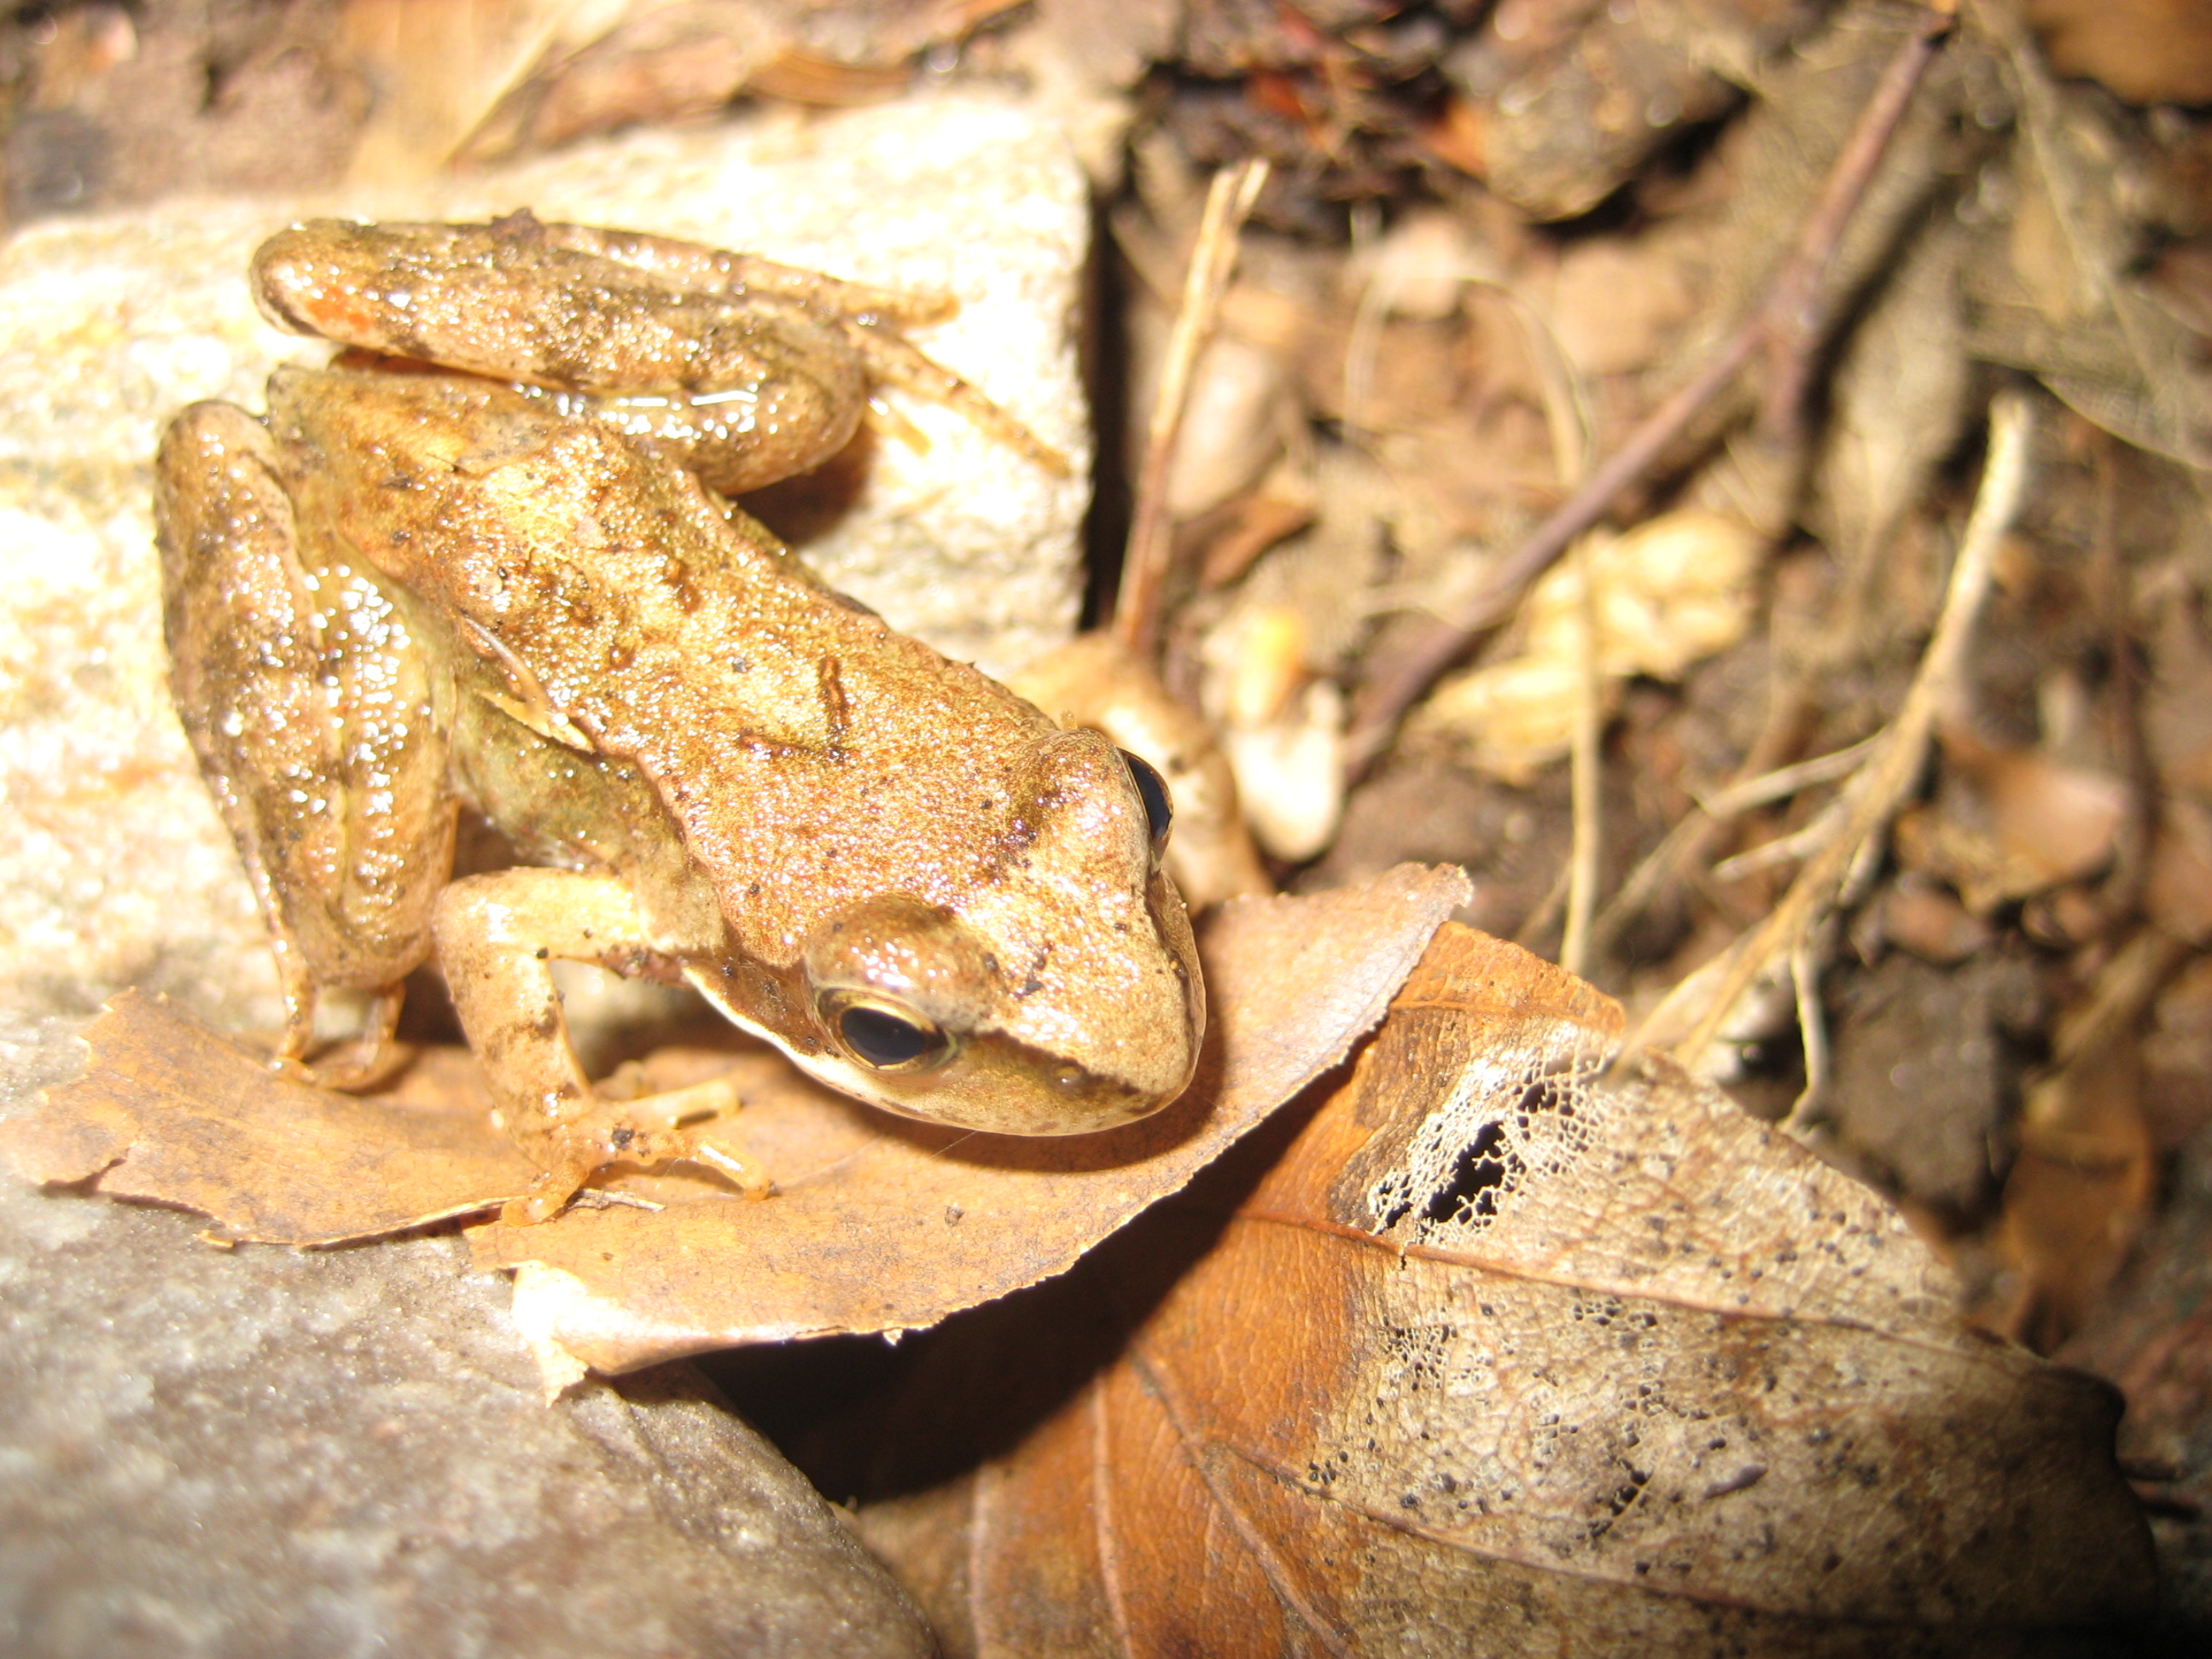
left=431, top=866, right=766, bottom=1224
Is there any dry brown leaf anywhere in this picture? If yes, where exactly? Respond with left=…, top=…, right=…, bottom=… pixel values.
left=2023, top=0, right=2212, bottom=108
left=1999, top=927, right=2182, bottom=1349
left=6, top=997, right=538, bottom=1242
left=1417, top=509, right=1762, bottom=782
left=1877, top=873, right=1997, bottom=963
left=5, top=865, right=1468, bottom=1379
left=1547, top=227, right=1704, bottom=378
left=1679, top=0, right=1988, bottom=455
left=474, top=866, right=1468, bottom=1372
left=1443, top=0, right=1824, bottom=223
left=865, top=924, right=2156, bottom=1653
left=1813, top=214, right=1970, bottom=571
left=2148, top=799, right=2212, bottom=945
left=1895, top=739, right=2131, bottom=914
left=339, top=0, right=589, bottom=183
left=344, top=0, right=1022, bottom=173
left=1969, top=23, right=2212, bottom=469
left=458, top=0, right=789, bottom=160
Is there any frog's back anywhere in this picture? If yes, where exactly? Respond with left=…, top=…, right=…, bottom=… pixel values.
left=277, top=366, right=1062, bottom=944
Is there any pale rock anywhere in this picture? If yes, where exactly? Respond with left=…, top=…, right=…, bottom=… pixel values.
left=0, top=1020, right=932, bottom=1658
left=0, top=93, right=1091, bottom=1040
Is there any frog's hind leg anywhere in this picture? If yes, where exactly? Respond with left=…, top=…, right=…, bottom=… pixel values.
left=155, top=401, right=456, bottom=1084
left=526, top=217, right=961, bottom=329
left=836, top=317, right=1072, bottom=478
left=526, top=218, right=1068, bottom=474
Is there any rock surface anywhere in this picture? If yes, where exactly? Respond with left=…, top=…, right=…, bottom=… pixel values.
left=0, top=1020, right=934, bottom=1657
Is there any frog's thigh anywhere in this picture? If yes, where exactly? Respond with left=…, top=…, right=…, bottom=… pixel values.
left=156, top=405, right=446, bottom=1051
left=158, top=404, right=319, bottom=1014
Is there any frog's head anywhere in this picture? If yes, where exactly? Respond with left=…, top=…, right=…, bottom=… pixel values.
left=784, top=730, right=1204, bottom=1136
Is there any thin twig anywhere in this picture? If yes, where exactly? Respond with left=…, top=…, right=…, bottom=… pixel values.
left=1784, top=924, right=1831, bottom=1131
left=1512, top=858, right=1575, bottom=953
left=1709, top=810, right=1842, bottom=883
left=1590, top=676, right=1816, bottom=958
left=1695, top=734, right=1881, bottom=818
left=1344, top=4, right=1957, bottom=775
left=1623, top=388, right=2035, bottom=1074
left=1116, top=159, right=1270, bottom=661
left=1562, top=540, right=1604, bottom=976
left=1589, top=810, right=1707, bottom=958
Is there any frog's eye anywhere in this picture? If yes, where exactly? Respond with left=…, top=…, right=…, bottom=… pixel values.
left=821, top=992, right=955, bottom=1073
left=1119, top=749, right=1173, bottom=865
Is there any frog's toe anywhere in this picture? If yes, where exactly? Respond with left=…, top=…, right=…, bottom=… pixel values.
left=503, top=1167, right=583, bottom=1227
left=620, top=1074, right=739, bottom=1132
left=692, top=1139, right=775, bottom=1200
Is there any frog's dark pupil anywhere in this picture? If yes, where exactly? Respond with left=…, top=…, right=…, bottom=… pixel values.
left=1120, top=750, right=1173, bottom=853
left=840, top=1004, right=934, bottom=1068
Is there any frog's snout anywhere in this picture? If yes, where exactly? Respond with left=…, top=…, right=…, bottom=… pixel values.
left=791, top=892, right=1198, bottom=1137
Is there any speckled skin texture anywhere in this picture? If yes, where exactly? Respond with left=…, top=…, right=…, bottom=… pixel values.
left=156, top=212, right=1199, bottom=1220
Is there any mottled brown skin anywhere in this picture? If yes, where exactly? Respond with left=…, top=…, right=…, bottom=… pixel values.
left=156, top=213, right=1200, bottom=1224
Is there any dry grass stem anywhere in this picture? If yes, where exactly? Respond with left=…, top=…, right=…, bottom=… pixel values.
left=1513, top=859, right=1575, bottom=953
left=1697, top=736, right=1882, bottom=818
left=1787, top=927, right=1831, bottom=1128
left=1625, top=388, right=2035, bottom=1074
left=2046, top=926, right=2192, bottom=1075
left=1590, top=810, right=1709, bottom=960
left=1710, top=812, right=1844, bottom=883
left=1590, top=715, right=1853, bottom=958
left=1563, top=541, right=1604, bottom=976
left=1116, top=158, right=1271, bottom=660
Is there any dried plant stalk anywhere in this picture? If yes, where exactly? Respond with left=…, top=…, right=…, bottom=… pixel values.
left=1346, top=3, right=1959, bottom=772
left=1627, top=388, right=2034, bottom=1077
left=1116, top=159, right=1270, bottom=661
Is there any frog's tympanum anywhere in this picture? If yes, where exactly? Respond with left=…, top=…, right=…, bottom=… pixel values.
left=155, top=212, right=1203, bottom=1223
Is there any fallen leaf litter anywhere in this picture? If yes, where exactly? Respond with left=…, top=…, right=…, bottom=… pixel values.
left=6, top=864, right=1469, bottom=1387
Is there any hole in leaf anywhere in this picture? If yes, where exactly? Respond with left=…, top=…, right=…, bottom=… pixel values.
left=1421, top=1120, right=1515, bottom=1225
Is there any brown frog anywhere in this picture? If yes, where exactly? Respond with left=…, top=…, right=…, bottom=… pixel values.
left=155, top=212, right=1202, bottom=1224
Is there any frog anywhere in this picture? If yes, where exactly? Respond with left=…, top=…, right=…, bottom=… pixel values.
left=155, top=211, right=1204, bottom=1225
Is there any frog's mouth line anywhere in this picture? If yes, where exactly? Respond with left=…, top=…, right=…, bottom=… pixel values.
left=680, top=963, right=1179, bottom=1137
left=793, top=1038, right=1169, bottom=1138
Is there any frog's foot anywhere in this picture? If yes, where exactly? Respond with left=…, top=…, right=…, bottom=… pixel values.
left=837, top=317, right=1071, bottom=478
left=438, top=868, right=775, bottom=1222
left=501, top=1077, right=772, bottom=1225
left=267, top=984, right=411, bottom=1093
left=306, top=985, right=410, bottom=1091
